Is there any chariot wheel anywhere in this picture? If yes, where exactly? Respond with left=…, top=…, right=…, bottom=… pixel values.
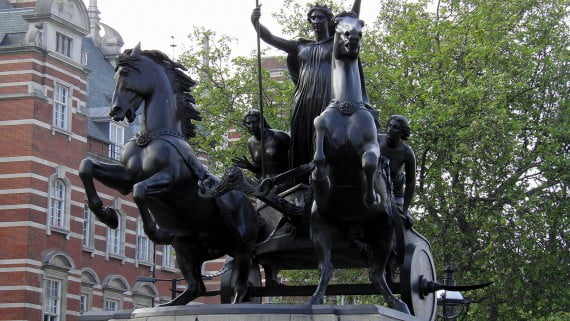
left=400, top=242, right=437, bottom=321
left=219, top=257, right=262, bottom=304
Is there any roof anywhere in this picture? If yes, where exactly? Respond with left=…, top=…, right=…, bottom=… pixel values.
left=0, top=7, right=31, bottom=46
left=83, top=37, right=116, bottom=109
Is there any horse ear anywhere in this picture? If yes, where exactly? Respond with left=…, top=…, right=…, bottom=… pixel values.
left=131, top=42, right=142, bottom=56
left=351, top=0, right=361, bottom=17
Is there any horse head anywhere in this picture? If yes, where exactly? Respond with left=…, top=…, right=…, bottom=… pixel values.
left=333, top=12, right=364, bottom=60
left=110, top=43, right=149, bottom=123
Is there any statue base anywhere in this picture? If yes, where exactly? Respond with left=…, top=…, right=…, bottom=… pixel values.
left=80, top=304, right=421, bottom=321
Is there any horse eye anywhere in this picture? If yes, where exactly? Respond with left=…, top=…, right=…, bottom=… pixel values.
left=120, top=69, right=129, bottom=76
left=344, top=31, right=350, bottom=37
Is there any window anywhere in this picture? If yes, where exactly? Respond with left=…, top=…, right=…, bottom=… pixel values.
left=103, top=299, right=119, bottom=311
left=136, top=220, right=152, bottom=262
left=82, top=205, right=93, bottom=248
left=49, top=179, right=66, bottom=229
left=107, top=218, right=122, bottom=256
left=162, top=245, right=175, bottom=269
left=56, top=32, right=72, bottom=57
left=53, top=84, right=69, bottom=130
left=81, top=49, right=88, bottom=65
left=79, top=294, right=88, bottom=314
left=43, top=279, right=61, bottom=321
left=109, top=122, right=124, bottom=160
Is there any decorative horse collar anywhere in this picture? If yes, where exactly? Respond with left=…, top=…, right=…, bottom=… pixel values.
left=133, top=129, right=186, bottom=147
left=330, top=100, right=366, bottom=115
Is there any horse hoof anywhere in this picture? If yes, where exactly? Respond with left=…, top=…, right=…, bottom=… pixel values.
left=100, top=207, right=118, bottom=229
left=307, top=296, right=323, bottom=305
left=391, top=300, right=411, bottom=314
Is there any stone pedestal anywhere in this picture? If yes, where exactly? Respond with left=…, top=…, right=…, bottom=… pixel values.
left=80, top=304, right=422, bottom=321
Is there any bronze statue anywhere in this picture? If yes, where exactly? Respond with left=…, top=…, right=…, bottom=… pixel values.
left=251, top=3, right=369, bottom=180
left=378, top=115, right=416, bottom=227
left=308, top=5, right=410, bottom=313
left=78, top=44, right=260, bottom=305
left=232, top=110, right=290, bottom=184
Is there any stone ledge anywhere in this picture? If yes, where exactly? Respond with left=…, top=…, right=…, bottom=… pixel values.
left=80, top=304, right=422, bottom=321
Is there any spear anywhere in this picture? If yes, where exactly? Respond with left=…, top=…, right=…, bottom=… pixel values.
left=254, top=0, right=266, bottom=179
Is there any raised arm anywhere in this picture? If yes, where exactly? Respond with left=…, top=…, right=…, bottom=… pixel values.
left=251, top=6, right=297, bottom=55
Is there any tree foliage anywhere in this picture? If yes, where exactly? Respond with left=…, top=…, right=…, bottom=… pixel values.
left=178, top=1, right=569, bottom=319
left=364, top=0, right=570, bottom=319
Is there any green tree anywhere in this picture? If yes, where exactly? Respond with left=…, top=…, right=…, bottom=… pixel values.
left=365, top=0, right=570, bottom=319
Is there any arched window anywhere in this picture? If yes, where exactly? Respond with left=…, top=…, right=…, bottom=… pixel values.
left=49, top=179, right=66, bottom=228
left=80, top=269, right=99, bottom=314
left=102, top=275, right=130, bottom=311
left=42, top=251, right=74, bottom=321
left=47, top=169, right=70, bottom=235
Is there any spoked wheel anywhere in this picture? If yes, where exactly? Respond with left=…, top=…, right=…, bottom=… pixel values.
left=400, top=242, right=437, bottom=321
left=219, top=257, right=262, bottom=304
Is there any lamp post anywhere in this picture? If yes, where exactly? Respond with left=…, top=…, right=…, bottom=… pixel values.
left=436, top=265, right=471, bottom=321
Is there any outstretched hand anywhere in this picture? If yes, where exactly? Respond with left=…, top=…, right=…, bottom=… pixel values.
left=232, top=156, right=253, bottom=170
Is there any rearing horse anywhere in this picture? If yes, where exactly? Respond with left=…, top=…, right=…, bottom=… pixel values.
left=78, top=44, right=259, bottom=305
left=309, top=9, right=410, bottom=313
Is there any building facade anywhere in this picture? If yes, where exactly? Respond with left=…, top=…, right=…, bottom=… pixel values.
left=0, top=1, right=227, bottom=320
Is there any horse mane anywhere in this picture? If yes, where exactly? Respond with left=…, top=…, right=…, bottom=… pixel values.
left=333, top=11, right=359, bottom=25
left=118, top=49, right=202, bottom=139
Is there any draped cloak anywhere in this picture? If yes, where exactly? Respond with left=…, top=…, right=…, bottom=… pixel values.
left=288, top=38, right=333, bottom=171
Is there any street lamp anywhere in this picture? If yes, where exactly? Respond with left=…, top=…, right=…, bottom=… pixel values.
left=436, top=265, right=471, bottom=321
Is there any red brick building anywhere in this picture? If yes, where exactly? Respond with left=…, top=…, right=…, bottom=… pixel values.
left=0, top=1, right=228, bottom=320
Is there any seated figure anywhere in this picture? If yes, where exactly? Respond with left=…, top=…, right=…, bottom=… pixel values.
left=233, top=110, right=290, bottom=184
left=378, top=115, right=416, bottom=227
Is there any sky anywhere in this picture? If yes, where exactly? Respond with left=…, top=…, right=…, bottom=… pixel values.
left=83, top=0, right=383, bottom=59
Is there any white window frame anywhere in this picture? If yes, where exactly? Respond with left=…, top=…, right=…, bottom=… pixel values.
left=56, top=32, right=72, bottom=57
left=43, top=278, right=62, bottom=321
left=79, top=294, right=88, bottom=314
left=162, top=245, right=176, bottom=270
left=49, top=179, right=66, bottom=229
left=106, top=212, right=124, bottom=259
left=103, top=298, right=119, bottom=311
left=136, top=220, right=152, bottom=263
left=81, top=49, right=88, bottom=65
left=107, top=221, right=121, bottom=256
left=82, top=205, right=94, bottom=249
left=109, top=122, right=125, bottom=160
left=53, top=84, right=69, bottom=130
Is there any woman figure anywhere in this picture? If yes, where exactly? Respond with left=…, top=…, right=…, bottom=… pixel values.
left=251, top=4, right=370, bottom=181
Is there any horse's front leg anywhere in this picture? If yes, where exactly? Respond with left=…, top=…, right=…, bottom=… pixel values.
left=361, top=145, right=380, bottom=208
left=132, top=171, right=174, bottom=244
left=159, top=238, right=205, bottom=306
left=79, top=158, right=133, bottom=229
left=312, top=115, right=331, bottom=208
